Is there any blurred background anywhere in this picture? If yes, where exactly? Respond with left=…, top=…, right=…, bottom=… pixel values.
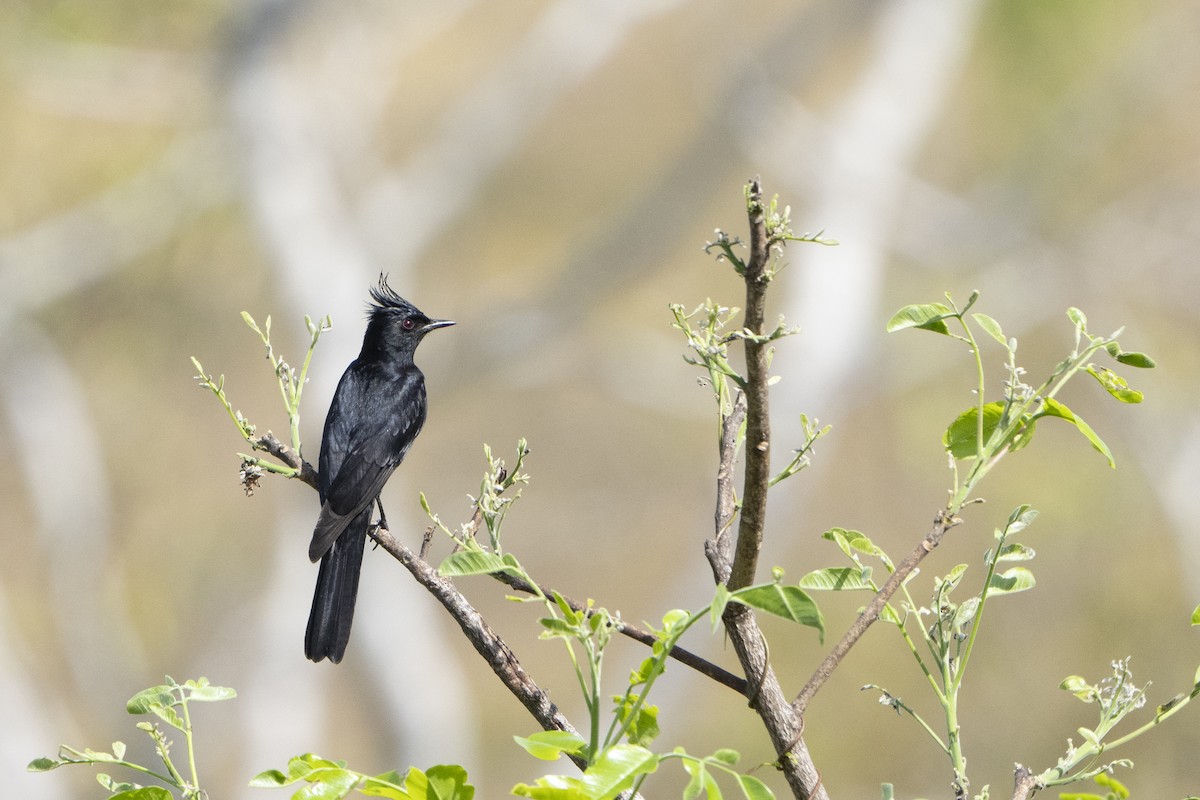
left=3, top=0, right=1199, bottom=797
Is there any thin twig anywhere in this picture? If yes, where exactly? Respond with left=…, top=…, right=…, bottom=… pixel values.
left=492, top=570, right=748, bottom=695
left=705, top=391, right=746, bottom=584
left=792, top=510, right=960, bottom=716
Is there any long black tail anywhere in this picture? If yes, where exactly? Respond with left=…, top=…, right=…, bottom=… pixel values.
left=305, top=508, right=369, bottom=663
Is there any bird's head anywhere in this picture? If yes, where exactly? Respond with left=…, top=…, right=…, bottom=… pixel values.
left=362, top=275, right=455, bottom=358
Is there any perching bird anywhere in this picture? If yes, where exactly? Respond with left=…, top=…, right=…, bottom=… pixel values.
left=305, top=276, right=454, bottom=663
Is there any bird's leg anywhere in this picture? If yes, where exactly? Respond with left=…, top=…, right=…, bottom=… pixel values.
left=375, top=497, right=389, bottom=531
left=368, top=497, right=389, bottom=550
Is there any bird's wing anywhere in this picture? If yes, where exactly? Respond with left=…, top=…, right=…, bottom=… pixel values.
left=308, top=369, right=426, bottom=561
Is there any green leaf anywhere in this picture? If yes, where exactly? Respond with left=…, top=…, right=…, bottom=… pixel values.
left=183, top=679, right=236, bottom=702
left=511, top=775, right=588, bottom=799
left=250, top=769, right=292, bottom=787
left=943, top=402, right=1034, bottom=459
left=1067, top=307, right=1087, bottom=330
left=1038, top=398, right=1116, bottom=468
left=514, top=731, right=587, bottom=761
left=1192, top=604, right=1200, bottom=626
left=681, top=758, right=718, bottom=800
left=614, top=696, right=660, bottom=746
left=821, top=528, right=890, bottom=567
left=110, top=789, right=174, bottom=800
left=422, top=764, right=475, bottom=800
left=1086, top=366, right=1143, bottom=403
left=993, top=543, right=1036, bottom=562
left=886, top=303, right=956, bottom=335
left=987, top=567, right=1035, bottom=595
left=710, top=748, right=740, bottom=766
left=731, top=584, right=824, bottom=643
left=971, top=313, right=1006, bottom=346
left=437, top=551, right=513, bottom=577
left=710, top=583, right=731, bottom=631
left=1004, top=504, right=1038, bottom=535
left=1115, top=350, right=1155, bottom=368
left=798, top=567, right=874, bottom=591
left=736, top=774, right=775, bottom=800
left=579, top=745, right=658, bottom=800
left=125, top=685, right=175, bottom=715
left=26, top=758, right=61, bottom=772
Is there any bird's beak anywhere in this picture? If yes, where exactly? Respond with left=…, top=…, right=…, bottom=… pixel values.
left=421, top=319, right=456, bottom=333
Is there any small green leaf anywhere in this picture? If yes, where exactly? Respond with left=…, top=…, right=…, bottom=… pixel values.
left=798, top=567, right=874, bottom=591
left=1115, top=350, right=1155, bottom=368
left=1093, top=772, right=1130, bottom=799
left=514, top=731, right=587, bottom=761
left=821, top=528, right=890, bottom=566
left=183, top=679, right=236, bottom=702
left=1192, top=604, right=1200, bottom=626
left=710, top=748, right=740, bottom=766
left=710, top=583, right=731, bottom=631
left=614, top=696, right=660, bottom=746
left=1005, top=504, right=1038, bottom=534
left=110, top=788, right=174, bottom=800
left=125, top=685, right=175, bottom=715
left=249, top=769, right=292, bottom=788
left=971, top=313, right=1006, bottom=346
left=736, top=773, right=775, bottom=800
left=944, top=402, right=1030, bottom=460
left=987, top=567, right=1035, bottom=595
left=418, top=764, right=474, bottom=800
left=579, top=744, right=658, bottom=800
left=1086, top=365, right=1143, bottom=403
left=731, top=584, right=824, bottom=643
left=438, top=551, right=513, bottom=577
left=1039, top=398, right=1116, bottom=468
left=886, top=303, right=956, bottom=335
left=1067, top=307, right=1087, bottom=330
left=994, top=543, right=1036, bottom=562
left=26, top=758, right=61, bottom=772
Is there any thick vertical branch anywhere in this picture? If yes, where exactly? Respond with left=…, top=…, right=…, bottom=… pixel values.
left=728, top=177, right=773, bottom=592
left=704, top=179, right=826, bottom=800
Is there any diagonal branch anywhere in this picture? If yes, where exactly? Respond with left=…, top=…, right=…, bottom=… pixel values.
left=792, top=510, right=960, bottom=716
left=367, top=524, right=585, bottom=768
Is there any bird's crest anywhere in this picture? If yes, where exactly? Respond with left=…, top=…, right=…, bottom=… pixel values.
left=368, top=274, right=418, bottom=316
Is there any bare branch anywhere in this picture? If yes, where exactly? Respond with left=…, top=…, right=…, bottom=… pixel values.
left=251, top=432, right=318, bottom=490
left=1011, top=765, right=1040, bottom=800
left=728, top=177, right=773, bottom=593
left=705, top=391, right=746, bottom=584
left=368, top=524, right=585, bottom=769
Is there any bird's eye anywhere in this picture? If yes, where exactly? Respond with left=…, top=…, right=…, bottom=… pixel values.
left=401, top=318, right=417, bottom=331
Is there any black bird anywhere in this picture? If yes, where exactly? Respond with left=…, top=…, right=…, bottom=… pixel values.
left=305, top=277, right=454, bottom=663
